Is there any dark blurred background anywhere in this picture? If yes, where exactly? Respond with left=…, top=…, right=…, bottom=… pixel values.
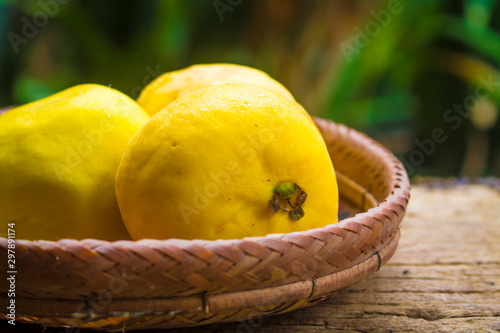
left=1, top=0, right=499, bottom=178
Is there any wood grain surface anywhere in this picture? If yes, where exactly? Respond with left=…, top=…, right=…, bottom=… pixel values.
left=2, top=183, right=500, bottom=332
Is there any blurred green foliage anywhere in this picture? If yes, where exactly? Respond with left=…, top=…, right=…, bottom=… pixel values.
left=0, top=0, right=499, bottom=177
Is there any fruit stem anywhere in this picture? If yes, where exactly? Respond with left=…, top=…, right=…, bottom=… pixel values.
left=269, top=182, right=307, bottom=220
left=275, top=182, right=297, bottom=198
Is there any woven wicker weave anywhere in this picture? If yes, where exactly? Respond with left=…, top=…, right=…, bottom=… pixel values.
left=0, top=117, right=410, bottom=331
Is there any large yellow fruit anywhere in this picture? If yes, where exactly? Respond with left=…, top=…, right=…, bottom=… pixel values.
left=0, top=84, right=150, bottom=241
left=116, top=84, right=338, bottom=240
left=137, top=63, right=296, bottom=116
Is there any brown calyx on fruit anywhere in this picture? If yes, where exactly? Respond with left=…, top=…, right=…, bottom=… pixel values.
left=269, top=182, right=307, bottom=220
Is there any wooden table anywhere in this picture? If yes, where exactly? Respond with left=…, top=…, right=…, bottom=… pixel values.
left=3, top=182, right=500, bottom=332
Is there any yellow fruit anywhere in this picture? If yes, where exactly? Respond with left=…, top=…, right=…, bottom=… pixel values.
left=116, top=84, right=338, bottom=240
left=137, top=63, right=296, bottom=116
left=0, top=84, right=150, bottom=241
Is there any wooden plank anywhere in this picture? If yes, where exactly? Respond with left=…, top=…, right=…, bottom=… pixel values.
left=2, top=183, right=500, bottom=332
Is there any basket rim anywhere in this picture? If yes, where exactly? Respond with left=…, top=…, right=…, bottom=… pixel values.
left=9, top=230, right=400, bottom=320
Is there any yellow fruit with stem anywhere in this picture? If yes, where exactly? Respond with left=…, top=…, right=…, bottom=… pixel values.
left=117, top=84, right=338, bottom=240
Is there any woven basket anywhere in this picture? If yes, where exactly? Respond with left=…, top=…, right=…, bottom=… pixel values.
left=0, top=117, right=410, bottom=331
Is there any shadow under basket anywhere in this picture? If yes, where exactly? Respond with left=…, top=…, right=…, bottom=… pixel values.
left=0, top=118, right=411, bottom=331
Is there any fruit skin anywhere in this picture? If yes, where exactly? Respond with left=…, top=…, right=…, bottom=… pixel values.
left=0, top=84, right=150, bottom=241
left=117, top=84, right=338, bottom=241
left=137, top=63, right=296, bottom=116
